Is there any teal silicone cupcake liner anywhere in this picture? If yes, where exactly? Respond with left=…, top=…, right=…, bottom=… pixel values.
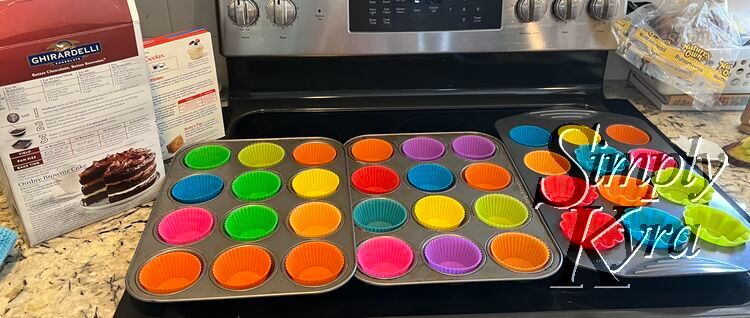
left=353, top=198, right=408, bottom=233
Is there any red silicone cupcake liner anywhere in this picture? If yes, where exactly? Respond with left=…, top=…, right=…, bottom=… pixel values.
left=539, top=175, right=598, bottom=208
left=559, top=208, right=625, bottom=251
left=351, top=165, right=401, bottom=195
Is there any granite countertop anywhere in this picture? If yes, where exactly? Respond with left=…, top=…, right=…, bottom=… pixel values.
left=0, top=86, right=748, bottom=317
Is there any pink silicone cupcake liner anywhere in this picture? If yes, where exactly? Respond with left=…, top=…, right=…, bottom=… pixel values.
left=356, top=237, right=414, bottom=279
left=423, top=235, right=484, bottom=275
left=401, top=137, right=446, bottom=162
left=628, top=148, right=678, bottom=172
left=157, top=207, right=214, bottom=245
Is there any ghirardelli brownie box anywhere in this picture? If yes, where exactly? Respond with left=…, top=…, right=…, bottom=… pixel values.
left=0, top=0, right=165, bottom=245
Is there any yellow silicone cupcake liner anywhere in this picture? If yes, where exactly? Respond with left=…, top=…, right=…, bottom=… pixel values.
left=238, top=142, right=286, bottom=168
left=413, top=195, right=466, bottom=231
left=558, top=125, right=602, bottom=146
left=291, top=168, right=340, bottom=199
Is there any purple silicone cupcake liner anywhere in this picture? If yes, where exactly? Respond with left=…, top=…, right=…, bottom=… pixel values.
left=452, top=135, right=496, bottom=160
left=423, top=235, right=483, bottom=275
left=401, top=137, right=446, bottom=162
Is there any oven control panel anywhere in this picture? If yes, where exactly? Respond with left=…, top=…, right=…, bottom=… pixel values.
left=219, top=0, right=626, bottom=56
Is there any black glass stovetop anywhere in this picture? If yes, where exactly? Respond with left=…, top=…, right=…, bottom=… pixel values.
left=115, top=98, right=750, bottom=317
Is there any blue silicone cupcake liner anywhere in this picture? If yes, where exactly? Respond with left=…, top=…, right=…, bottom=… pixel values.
left=353, top=198, right=409, bottom=233
left=509, top=125, right=552, bottom=147
left=574, top=144, right=629, bottom=175
left=407, top=164, right=455, bottom=193
left=171, top=174, right=224, bottom=204
left=622, top=207, right=690, bottom=249
left=0, top=227, right=17, bottom=264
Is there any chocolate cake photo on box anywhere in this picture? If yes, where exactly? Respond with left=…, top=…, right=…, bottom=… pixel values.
left=79, top=148, right=160, bottom=207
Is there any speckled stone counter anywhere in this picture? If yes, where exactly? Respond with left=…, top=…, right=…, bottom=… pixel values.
left=0, top=86, right=748, bottom=318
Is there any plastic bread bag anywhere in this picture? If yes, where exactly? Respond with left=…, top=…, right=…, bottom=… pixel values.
left=613, top=0, right=743, bottom=110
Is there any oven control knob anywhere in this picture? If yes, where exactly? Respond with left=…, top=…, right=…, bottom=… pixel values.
left=516, top=0, right=548, bottom=23
left=589, top=0, right=619, bottom=20
left=553, top=0, right=580, bottom=20
left=228, top=0, right=259, bottom=26
left=266, top=0, right=297, bottom=26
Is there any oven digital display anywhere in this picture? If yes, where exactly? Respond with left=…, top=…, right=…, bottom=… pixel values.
left=350, top=0, right=502, bottom=32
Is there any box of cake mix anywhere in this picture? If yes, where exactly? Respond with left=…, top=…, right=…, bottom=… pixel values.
left=144, top=29, right=225, bottom=160
left=0, top=0, right=165, bottom=245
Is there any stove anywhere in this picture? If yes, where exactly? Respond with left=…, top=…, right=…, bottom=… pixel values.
left=116, top=0, right=750, bottom=316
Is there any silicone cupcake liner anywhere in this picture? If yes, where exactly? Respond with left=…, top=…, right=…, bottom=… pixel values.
left=138, top=251, right=202, bottom=295
left=291, top=168, right=340, bottom=199
left=356, top=237, right=414, bottom=279
left=628, top=148, right=679, bottom=172
left=406, top=164, right=455, bottom=193
left=684, top=205, right=750, bottom=247
left=557, top=124, right=602, bottom=146
left=171, top=174, right=224, bottom=204
left=539, top=175, right=598, bottom=208
left=224, top=205, right=279, bottom=241
left=474, top=194, right=529, bottom=229
left=0, top=227, right=16, bottom=265
left=238, top=142, right=286, bottom=168
left=231, top=171, right=282, bottom=202
left=598, top=175, right=656, bottom=207
left=212, top=246, right=273, bottom=290
left=463, top=163, right=512, bottom=191
left=184, top=145, right=232, bottom=170
left=351, top=138, right=394, bottom=163
left=574, top=145, right=629, bottom=175
left=523, top=150, right=571, bottom=176
left=509, top=125, right=552, bottom=147
left=653, top=168, right=715, bottom=206
left=284, top=242, right=345, bottom=286
left=606, top=124, right=651, bottom=146
left=413, top=195, right=466, bottom=231
left=292, top=142, right=337, bottom=166
left=451, top=135, right=497, bottom=160
left=351, top=165, right=401, bottom=195
left=622, top=207, right=689, bottom=249
left=490, top=232, right=550, bottom=273
left=157, top=207, right=214, bottom=245
left=423, top=235, right=483, bottom=275
left=559, top=208, right=625, bottom=251
left=353, top=198, right=408, bottom=233
left=288, top=202, right=342, bottom=238
left=401, top=137, right=446, bottom=162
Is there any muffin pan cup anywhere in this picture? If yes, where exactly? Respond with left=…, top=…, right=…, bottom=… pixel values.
left=496, top=108, right=750, bottom=277
left=125, top=138, right=356, bottom=302
left=345, top=133, right=562, bottom=286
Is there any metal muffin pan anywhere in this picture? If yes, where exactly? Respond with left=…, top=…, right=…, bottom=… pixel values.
left=495, top=108, right=750, bottom=277
left=345, top=132, right=563, bottom=286
left=124, top=137, right=356, bottom=302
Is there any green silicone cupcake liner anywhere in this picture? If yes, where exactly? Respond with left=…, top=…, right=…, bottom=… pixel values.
left=474, top=194, right=530, bottom=229
left=224, top=205, right=279, bottom=241
left=231, top=171, right=282, bottom=201
left=238, top=143, right=286, bottom=168
left=684, top=205, right=750, bottom=247
left=653, top=168, right=715, bottom=206
left=184, top=145, right=232, bottom=170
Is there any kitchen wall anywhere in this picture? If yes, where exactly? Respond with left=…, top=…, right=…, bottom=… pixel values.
left=134, top=0, right=228, bottom=88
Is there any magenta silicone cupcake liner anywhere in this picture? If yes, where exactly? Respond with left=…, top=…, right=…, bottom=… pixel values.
left=157, top=207, right=214, bottom=245
left=451, top=135, right=497, bottom=160
left=423, top=235, right=484, bottom=275
left=401, top=137, right=446, bottom=162
left=356, top=237, right=414, bottom=279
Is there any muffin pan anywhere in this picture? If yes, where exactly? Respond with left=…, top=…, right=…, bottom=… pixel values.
left=345, top=133, right=562, bottom=286
left=495, top=108, right=750, bottom=277
left=125, top=138, right=356, bottom=302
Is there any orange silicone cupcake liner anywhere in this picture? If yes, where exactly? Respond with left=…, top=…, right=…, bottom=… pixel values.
left=605, top=124, right=651, bottom=146
left=284, top=241, right=345, bottom=286
left=211, top=245, right=273, bottom=290
left=523, top=150, right=571, bottom=176
left=293, top=142, right=338, bottom=166
left=138, top=251, right=202, bottom=295
left=350, top=138, right=394, bottom=163
left=463, top=163, right=512, bottom=191
left=288, top=202, right=343, bottom=238
left=490, top=232, right=551, bottom=273
left=597, top=175, right=657, bottom=207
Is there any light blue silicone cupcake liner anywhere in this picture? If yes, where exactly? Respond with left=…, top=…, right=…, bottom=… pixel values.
left=574, top=144, right=629, bottom=175
left=171, top=174, right=224, bottom=204
left=407, top=164, right=455, bottom=193
left=509, top=125, right=552, bottom=147
left=353, top=198, right=409, bottom=233
left=0, top=227, right=17, bottom=264
left=622, top=207, right=690, bottom=249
